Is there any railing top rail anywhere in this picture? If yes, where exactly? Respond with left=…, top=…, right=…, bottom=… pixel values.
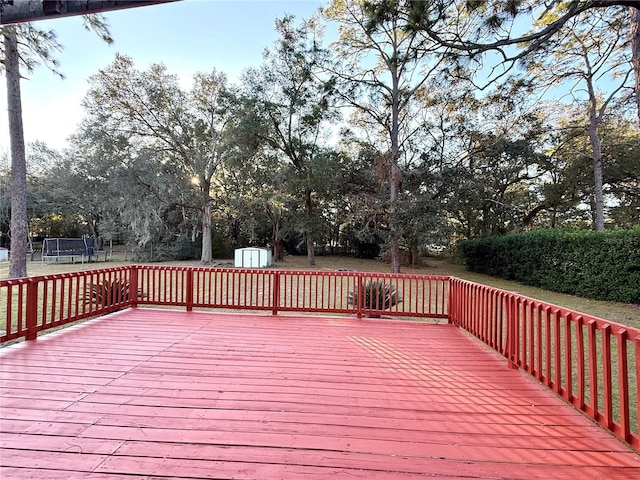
left=133, top=264, right=453, bottom=279
left=1, top=264, right=451, bottom=280
left=0, top=277, right=31, bottom=286
left=451, top=277, right=640, bottom=336
left=0, top=265, right=132, bottom=287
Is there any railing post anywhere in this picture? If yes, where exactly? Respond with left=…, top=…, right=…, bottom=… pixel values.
left=447, top=277, right=455, bottom=325
left=129, top=265, right=138, bottom=308
left=185, top=269, right=194, bottom=312
left=271, top=271, right=280, bottom=315
left=25, top=278, right=38, bottom=341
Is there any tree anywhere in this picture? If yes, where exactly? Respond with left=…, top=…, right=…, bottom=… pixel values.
left=324, top=0, right=447, bottom=272
left=524, top=9, right=633, bottom=230
left=242, top=16, right=336, bottom=266
left=403, top=0, right=640, bottom=126
left=544, top=104, right=640, bottom=229
left=631, top=7, right=640, bottom=124
left=1, top=17, right=111, bottom=278
left=83, top=55, right=235, bottom=263
left=221, top=142, right=295, bottom=262
left=326, top=135, right=386, bottom=258
left=456, top=132, right=549, bottom=236
left=25, top=142, right=84, bottom=239
left=601, top=114, right=640, bottom=226
left=40, top=132, right=132, bottom=251
left=3, top=26, right=27, bottom=277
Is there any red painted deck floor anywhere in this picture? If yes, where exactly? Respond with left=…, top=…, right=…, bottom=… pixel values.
left=1, top=309, right=638, bottom=479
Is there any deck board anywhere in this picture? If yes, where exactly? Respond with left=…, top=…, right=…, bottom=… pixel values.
left=1, top=308, right=639, bottom=479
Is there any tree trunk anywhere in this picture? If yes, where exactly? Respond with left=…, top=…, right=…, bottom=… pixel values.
left=631, top=7, right=640, bottom=128
left=265, top=204, right=284, bottom=261
left=5, top=27, right=28, bottom=279
left=200, top=182, right=213, bottom=263
left=273, top=217, right=284, bottom=261
left=585, top=70, right=607, bottom=232
left=90, top=217, right=104, bottom=251
left=389, top=64, right=401, bottom=274
left=587, top=119, right=606, bottom=231
left=409, top=244, right=419, bottom=267
left=304, top=188, right=316, bottom=266
left=389, top=159, right=401, bottom=273
left=275, top=238, right=284, bottom=261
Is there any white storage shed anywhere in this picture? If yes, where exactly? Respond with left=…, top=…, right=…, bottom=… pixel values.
left=234, top=247, right=272, bottom=268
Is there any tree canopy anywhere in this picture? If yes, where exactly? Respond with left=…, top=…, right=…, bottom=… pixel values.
left=3, top=4, right=639, bottom=274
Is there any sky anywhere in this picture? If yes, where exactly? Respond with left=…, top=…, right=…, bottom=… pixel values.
left=0, top=0, right=327, bottom=153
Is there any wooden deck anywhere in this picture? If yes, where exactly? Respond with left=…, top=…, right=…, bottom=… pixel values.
left=1, top=309, right=638, bottom=479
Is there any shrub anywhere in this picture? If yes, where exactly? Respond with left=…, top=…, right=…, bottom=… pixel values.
left=349, top=280, right=402, bottom=311
left=458, top=228, right=640, bottom=304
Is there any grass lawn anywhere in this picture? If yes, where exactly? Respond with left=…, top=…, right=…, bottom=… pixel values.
left=1, top=252, right=638, bottom=329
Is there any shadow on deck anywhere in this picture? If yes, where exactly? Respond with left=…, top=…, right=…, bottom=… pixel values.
left=1, top=308, right=638, bottom=479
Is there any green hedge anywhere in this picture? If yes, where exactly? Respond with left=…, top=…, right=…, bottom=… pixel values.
left=458, top=229, right=640, bottom=304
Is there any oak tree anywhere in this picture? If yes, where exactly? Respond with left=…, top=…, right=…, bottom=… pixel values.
left=83, top=55, right=235, bottom=263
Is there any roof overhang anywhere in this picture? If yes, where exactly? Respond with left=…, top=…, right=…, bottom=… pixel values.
left=1, top=0, right=181, bottom=25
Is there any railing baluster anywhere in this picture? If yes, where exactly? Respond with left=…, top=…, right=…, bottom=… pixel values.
left=521, top=300, right=528, bottom=370
left=130, top=265, right=138, bottom=308
left=588, top=319, right=599, bottom=418
left=564, top=313, right=573, bottom=402
left=185, top=269, right=193, bottom=312
left=553, top=308, right=562, bottom=394
left=20, top=281, right=26, bottom=334
left=601, top=324, right=613, bottom=430
left=356, top=275, right=362, bottom=319
left=576, top=316, right=585, bottom=410
left=528, top=301, right=535, bottom=375
left=5, top=284, right=13, bottom=337
left=271, top=272, right=280, bottom=315
left=545, top=306, right=552, bottom=389
left=66, top=274, right=72, bottom=319
left=616, top=329, right=630, bottom=442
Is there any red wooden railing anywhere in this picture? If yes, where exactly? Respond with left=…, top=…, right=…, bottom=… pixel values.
left=0, top=267, right=132, bottom=342
left=0, top=266, right=637, bottom=450
left=0, top=266, right=448, bottom=342
left=132, top=266, right=448, bottom=319
left=449, top=277, right=639, bottom=450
